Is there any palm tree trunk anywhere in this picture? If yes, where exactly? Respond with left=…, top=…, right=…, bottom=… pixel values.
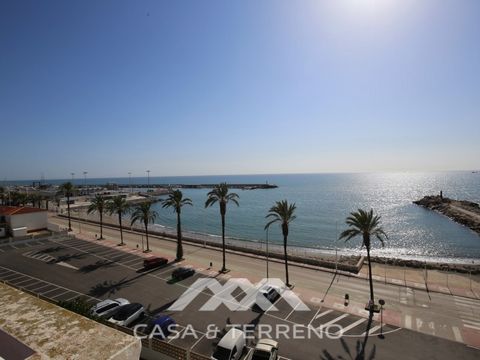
left=176, top=212, right=183, bottom=260
left=221, top=214, right=226, bottom=272
left=67, top=195, right=72, bottom=231
left=118, top=212, right=124, bottom=246
left=99, top=212, right=104, bottom=239
left=144, top=220, right=150, bottom=252
left=366, top=246, right=375, bottom=309
left=284, top=234, right=290, bottom=287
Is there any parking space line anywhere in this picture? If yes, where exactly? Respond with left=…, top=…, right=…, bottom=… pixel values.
left=168, top=326, right=186, bottom=343
left=322, top=313, right=349, bottom=327
left=64, top=294, right=81, bottom=302
left=28, top=283, right=52, bottom=292
left=119, top=258, right=142, bottom=265
left=2, top=273, right=24, bottom=281
left=0, top=269, right=13, bottom=276
left=9, top=244, right=19, bottom=249
left=14, top=278, right=37, bottom=286
left=0, top=265, right=100, bottom=302
left=51, top=290, right=74, bottom=299
left=95, top=248, right=121, bottom=256
left=0, top=248, right=4, bottom=253
left=336, top=318, right=366, bottom=335
left=314, top=309, right=333, bottom=320
left=41, top=287, right=63, bottom=296
left=189, top=333, right=206, bottom=351
left=284, top=302, right=302, bottom=321
left=361, top=324, right=381, bottom=336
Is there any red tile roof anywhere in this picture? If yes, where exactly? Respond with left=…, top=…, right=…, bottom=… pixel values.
left=0, top=206, right=47, bottom=216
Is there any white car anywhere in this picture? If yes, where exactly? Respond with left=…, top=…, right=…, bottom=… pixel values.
left=90, top=298, right=129, bottom=318
left=108, top=303, right=145, bottom=327
left=211, top=328, right=245, bottom=360
left=249, top=339, right=279, bottom=360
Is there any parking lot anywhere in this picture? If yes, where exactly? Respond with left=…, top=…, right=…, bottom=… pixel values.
left=2, top=234, right=475, bottom=360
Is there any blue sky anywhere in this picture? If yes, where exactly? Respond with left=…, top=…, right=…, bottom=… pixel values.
left=1, top=0, right=479, bottom=180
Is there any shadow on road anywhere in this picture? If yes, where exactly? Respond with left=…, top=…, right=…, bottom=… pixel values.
left=320, top=312, right=376, bottom=360
left=78, top=259, right=117, bottom=273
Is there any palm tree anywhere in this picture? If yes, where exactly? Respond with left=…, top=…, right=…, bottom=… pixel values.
left=107, top=196, right=131, bottom=246
left=162, top=190, right=193, bottom=261
left=339, top=209, right=387, bottom=312
left=205, top=183, right=239, bottom=273
left=265, top=200, right=296, bottom=287
left=59, top=182, right=75, bottom=231
left=130, top=201, right=158, bottom=252
left=87, top=194, right=107, bottom=240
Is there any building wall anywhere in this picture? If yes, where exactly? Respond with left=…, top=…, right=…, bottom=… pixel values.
left=9, top=212, right=48, bottom=232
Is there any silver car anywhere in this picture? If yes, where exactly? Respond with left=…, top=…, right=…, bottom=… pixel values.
left=90, top=298, right=129, bottom=318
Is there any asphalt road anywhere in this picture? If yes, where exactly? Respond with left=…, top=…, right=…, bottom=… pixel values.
left=0, top=235, right=478, bottom=360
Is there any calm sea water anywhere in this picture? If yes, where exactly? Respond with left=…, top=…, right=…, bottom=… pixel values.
left=9, top=172, right=480, bottom=262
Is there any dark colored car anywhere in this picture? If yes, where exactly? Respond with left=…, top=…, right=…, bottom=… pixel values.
left=143, top=315, right=177, bottom=339
left=172, top=267, right=195, bottom=280
left=143, top=257, right=168, bottom=270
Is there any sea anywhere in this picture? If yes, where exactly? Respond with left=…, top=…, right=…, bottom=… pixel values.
left=7, top=172, right=480, bottom=263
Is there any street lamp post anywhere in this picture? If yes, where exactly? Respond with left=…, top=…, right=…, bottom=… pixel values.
left=146, top=170, right=150, bottom=190
left=378, top=299, right=385, bottom=339
left=83, top=171, right=88, bottom=194
left=265, top=227, right=270, bottom=279
left=335, top=221, right=338, bottom=274
left=128, top=172, right=132, bottom=193
left=71, top=172, right=75, bottom=183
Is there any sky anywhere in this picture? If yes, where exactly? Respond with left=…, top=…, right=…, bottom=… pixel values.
left=0, top=0, right=479, bottom=180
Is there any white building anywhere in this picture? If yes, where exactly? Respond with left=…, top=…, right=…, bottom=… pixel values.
left=0, top=206, right=48, bottom=238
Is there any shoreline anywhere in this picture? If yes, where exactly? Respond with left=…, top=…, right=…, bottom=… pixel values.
left=58, top=210, right=480, bottom=274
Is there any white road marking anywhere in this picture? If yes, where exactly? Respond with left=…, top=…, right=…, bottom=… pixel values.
left=57, top=261, right=79, bottom=270
left=462, top=319, right=480, bottom=326
left=452, top=326, right=463, bottom=342
left=464, top=323, right=480, bottom=331
left=28, top=283, right=52, bottom=292
left=14, top=278, right=36, bottom=286
left=51, top=290, right=72, bottom=299
left=361, top=324, right=382, bottom=336
left=314, top=309, right=333, bottom=320
left=404, top=315, right=412, bottom=329
left=189, top=333, right=207, bottom=351
left=336, top=318, right=367, bottom=335
left=322, top=313, right=349, bottom=327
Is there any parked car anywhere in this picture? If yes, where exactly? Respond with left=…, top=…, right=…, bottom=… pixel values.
left=211, top=328, right=245, bottom=360
left=256, top=285, right=282, bottom=309
left=141, top=315, right=177, bottom=339
left=108, top=303, right=144, bottom=327
left=248, top=339, right=279, bottom=360
left=90, top=298, right=129, bottom=318
left=172, top=267, right=195, bottom=281
left=143, top=256, right=168, bottom=270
